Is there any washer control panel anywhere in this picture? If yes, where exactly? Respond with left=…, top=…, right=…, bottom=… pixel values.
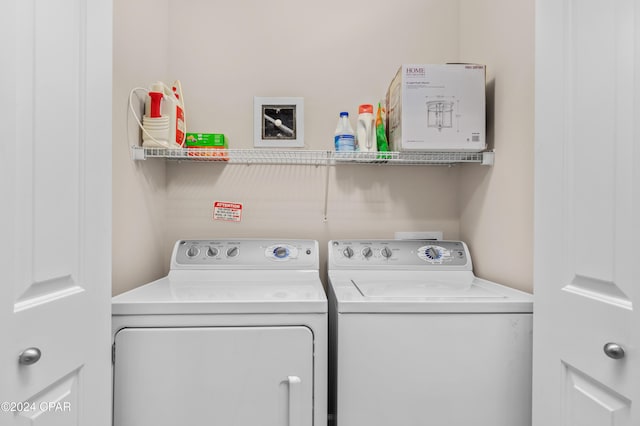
left=173, top=239, right=318, bottom=269
left=329, top=240, right=471, bottom=270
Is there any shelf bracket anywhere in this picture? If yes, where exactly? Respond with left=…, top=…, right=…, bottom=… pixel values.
left=323, top=162, right=330, bottom=222
left=131, top=146, right=147, bottom=161
left=481, top=151, right=495, bottom=166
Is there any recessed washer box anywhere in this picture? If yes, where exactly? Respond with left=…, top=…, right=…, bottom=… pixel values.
left=253, top=96, right=304, bottom=148
left=386, top=64, right=486, bottom=152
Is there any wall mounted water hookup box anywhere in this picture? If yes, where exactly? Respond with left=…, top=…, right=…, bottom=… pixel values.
left=254, top=97, right=304, bottom=148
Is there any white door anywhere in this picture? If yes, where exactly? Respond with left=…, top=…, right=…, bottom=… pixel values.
left=113, top=327, right=314, bottom=426
left=0, top=0, right=112, bottom=425
left=533, top=0, right=639, bottom=424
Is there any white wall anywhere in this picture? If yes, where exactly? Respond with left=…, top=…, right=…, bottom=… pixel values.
left=458, top=0, right=535, bottom=292
left=112, top=0, right=535, bottom=294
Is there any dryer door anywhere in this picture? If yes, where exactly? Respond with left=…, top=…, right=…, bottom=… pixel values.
left=113, top=326, right=313, bottom=426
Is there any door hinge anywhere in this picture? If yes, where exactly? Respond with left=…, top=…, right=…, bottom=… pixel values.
left=112, top=343, right=115, bottom=365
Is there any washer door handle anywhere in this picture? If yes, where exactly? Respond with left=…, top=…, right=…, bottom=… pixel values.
left=287, top=376, right=301, bottom=426
left=18, top=347, right=42, bottom=365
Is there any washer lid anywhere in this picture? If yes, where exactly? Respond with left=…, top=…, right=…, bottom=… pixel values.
left=329, top=271, right=532, bottom=313
left=352, top=278, right=503, bottom=299
left=112, top=270, right=327, bottom=315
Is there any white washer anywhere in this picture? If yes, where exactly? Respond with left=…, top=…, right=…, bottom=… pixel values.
left=328, top=239, right=533, bottom=426
left=112, top=239, right=327, bottom=426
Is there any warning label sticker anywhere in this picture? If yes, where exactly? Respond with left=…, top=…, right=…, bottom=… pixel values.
left=213, top=201, right=243, bottom=222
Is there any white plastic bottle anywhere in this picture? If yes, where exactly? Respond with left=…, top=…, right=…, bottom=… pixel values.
left=166, top=80, right=186, bottom=147
left=356, top=104, right=376, bottom=152
left=334, top=112, right=355, bottom=151
left=143, top=81, right=186, bottom=148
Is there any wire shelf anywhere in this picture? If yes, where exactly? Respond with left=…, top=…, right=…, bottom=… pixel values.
left=131, top=146, right=494, bottom=166
left=331, top=151, right=490, bottom=165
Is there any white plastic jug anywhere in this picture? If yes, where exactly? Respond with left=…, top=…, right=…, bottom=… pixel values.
left=357, top=104, right=376, bottom=152
left=142, top=80, right=186, bottom=148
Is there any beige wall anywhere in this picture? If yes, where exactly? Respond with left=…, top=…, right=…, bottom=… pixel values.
left=458, top=0, right=535, bottom=292
left=112, top=0, right=170, bottom=295
left=160, top=0, right=463, bottom=281
left=112, top=0, right=535, bottom=294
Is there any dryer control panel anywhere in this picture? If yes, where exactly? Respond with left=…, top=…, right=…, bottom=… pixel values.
left=172, top=239, right=319, bottom=270
left=328, top=240, right=472, bottom=270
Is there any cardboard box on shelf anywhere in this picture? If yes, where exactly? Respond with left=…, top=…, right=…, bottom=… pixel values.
left=386, top=64, right=486, bottom=152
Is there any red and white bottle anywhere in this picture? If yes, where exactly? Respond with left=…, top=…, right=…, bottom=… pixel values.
left=167, top=81, right=186, bottom=147
left=143, top=81, right=186, bottom=148
left=356, top=104, right=376, bottom=153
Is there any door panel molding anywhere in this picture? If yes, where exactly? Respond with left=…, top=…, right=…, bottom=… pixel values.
left=17, top=368, right=81, bottom=424
left=562, top=362, right=631, bottom=425
left=14, top=276, right=83, bottom=313
left=563, top=275, right=631, bottom=310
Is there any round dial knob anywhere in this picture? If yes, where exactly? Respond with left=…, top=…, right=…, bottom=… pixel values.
left=274, top=246, right=289, bottom=258
left=342, top=247, right=354, bottom=258
left=187, top=246, right=200, bottom=258
left=425, top=247, right=440, bottom=260
left=362, top=247, right=373, bottom=258
left=226, top=246, right=239, bottom=258
left=206, top=247, right=219, bottom=257
left=380, top=247, right=392, bottom=258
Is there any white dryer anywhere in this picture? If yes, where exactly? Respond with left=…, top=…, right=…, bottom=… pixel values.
left=327, top=239, right=533, bottom=426
left=112, top=239, right=327, bottom=426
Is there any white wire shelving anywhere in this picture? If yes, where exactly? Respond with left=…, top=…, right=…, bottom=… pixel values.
left=130, top=146, right=494, bottom=166
left=130, top=146, right=494, bottom=223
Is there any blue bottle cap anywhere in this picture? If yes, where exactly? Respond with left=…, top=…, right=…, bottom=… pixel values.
left=340, top=111, right=349, bottom=117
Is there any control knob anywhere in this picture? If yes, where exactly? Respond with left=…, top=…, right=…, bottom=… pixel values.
left=206, top=247, right=219, bottom=257
left=226, top=246, right=239, bottom=258
left=380, top=247, right=392, bottom=258
left=342, top=247, right=354, bottom=258
left=362, top=247, right=373, bottom=258
left=187, top=246, right=200, bottom=258
left=426, top=247, right=440, bottom=260
left=274, top=246, right=289, bottom=258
